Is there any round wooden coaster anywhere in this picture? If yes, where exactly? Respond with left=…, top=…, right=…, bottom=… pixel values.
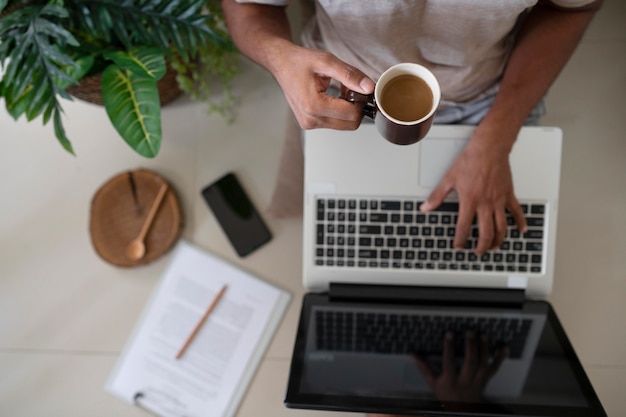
left=89, top=169, right=184, bottom=267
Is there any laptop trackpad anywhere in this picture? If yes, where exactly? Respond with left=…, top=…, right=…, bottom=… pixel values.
left=419, top=138, right=469, bottom=188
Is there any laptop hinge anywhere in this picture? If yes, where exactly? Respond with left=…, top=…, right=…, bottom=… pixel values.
left=329, top=283, right=525, bottom=307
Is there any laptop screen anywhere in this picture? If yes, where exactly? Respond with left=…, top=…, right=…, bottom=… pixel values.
left=285, top=291, right=606, bottom=417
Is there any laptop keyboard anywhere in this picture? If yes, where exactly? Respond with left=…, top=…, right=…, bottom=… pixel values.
left=314, top=309, right=532, bottom=359
left=314, top=197, right=546, bottom=274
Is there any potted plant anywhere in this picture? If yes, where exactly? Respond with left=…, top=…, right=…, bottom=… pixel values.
left=0, top=0, right=238, bottom=157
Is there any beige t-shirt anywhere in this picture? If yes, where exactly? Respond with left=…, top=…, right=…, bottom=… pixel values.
left=238, top=0, right=595, bottom=105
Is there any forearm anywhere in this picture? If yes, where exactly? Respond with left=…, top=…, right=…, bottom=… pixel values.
left=222, top=0, right=296, bottom=77
left=222, top=0, right=375, bottom=130
left=476, top=0, right=602, bottom=153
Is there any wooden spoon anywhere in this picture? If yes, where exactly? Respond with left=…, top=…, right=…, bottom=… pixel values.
left=126, top=182, right=168, bottom=261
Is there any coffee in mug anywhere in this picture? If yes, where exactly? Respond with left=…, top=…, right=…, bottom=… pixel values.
left=379, top=74, right=434, bottom=122
left=345, top=63, right=441, bottom=145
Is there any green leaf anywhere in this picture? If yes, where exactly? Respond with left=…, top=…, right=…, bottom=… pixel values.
left=6, top=85, right=32, bottom=119
left=26, top=75, right=53, bottom=120
left=103, top=48, right=166, bottom=80
left=55, top=54, right=94, bottom=89
left=33, top=19, right=79, bottom=47
left=101, top=64, right=162, bottom=158
left=53, top=107, right=75, bottom=155
left=0, top=0, right=9, bottom=13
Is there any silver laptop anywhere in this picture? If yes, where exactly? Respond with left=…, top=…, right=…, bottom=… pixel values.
left=288, top=125, right=606, bottom=415
left=302, top=124, right=562, bottom=299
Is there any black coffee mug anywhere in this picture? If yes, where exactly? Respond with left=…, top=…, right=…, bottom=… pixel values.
left=346, top=63, right=441, bottom=145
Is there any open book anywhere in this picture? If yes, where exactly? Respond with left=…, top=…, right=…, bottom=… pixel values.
left=105, top=240, right=291, bottom=417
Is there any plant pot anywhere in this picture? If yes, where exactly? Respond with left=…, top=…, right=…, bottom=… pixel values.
left=66, top=62, right=183, bottom=106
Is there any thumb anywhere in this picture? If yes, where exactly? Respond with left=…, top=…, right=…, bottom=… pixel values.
left=319, top=55, right=375, bottom=95
left=420, top=182, right=452, bottom=212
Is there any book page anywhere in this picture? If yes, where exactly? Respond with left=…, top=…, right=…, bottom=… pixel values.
left=106, top=241, right=290, bottom=417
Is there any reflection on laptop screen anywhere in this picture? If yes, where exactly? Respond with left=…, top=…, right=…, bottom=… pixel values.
left=286, top=291, right=607, bottom=417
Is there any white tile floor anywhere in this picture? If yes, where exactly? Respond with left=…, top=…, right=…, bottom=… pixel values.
left=0, top=1, right=624, bottom=416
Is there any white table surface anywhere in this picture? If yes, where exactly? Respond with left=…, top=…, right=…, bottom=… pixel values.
left=1, top=4, right=625, bottom=414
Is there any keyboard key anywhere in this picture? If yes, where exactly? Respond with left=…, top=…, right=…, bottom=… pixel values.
left=370, top=213, right=388, bottom=222
left=524, top=229, right=543, bottom=239
left=359, top=249, right=377, bottom=259
left=437, top=202, right=459, bottom=212
left=381, top=201, right=401, bottom=210
left=526, top=242, right=543, bottom=252
left=317, top=225, right=324, bottom=244
left=360, top=225, right=382, bottom=234
left=531, top=204, right=545, bottom=214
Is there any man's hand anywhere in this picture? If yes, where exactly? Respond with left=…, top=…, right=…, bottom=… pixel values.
left=271, top=44, right=375, bottom=130
left=420, top=126, right=527, bottom=255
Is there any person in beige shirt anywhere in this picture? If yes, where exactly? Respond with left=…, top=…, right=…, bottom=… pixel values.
left=221, top=0, right=602, bottom=257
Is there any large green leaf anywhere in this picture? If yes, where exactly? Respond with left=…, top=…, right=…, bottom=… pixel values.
left=103, top=48, right=166, bottom=80
left=0, top=3, right=80, bottom=156
left=101, top=64, right=161, bottom=158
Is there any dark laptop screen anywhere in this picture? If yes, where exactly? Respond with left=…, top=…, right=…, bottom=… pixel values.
left=285, top=292, right=606, bottom=417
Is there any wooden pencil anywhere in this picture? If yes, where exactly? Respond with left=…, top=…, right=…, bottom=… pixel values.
left=175, top=284, right=228, bottom=360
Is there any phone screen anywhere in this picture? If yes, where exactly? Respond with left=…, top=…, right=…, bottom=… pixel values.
left=201, top=173, right=272, bottom=257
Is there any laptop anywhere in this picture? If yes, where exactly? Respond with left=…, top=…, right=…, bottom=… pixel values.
left=302, top=124, right=561, bottom=298
left=285, top=124, right=607, bottom=416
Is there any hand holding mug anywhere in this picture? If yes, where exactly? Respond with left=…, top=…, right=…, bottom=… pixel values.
left=272, top=45, right=375, bottom=131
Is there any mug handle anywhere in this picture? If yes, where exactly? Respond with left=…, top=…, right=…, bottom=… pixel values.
left=344, top=90, right=376, bottom=119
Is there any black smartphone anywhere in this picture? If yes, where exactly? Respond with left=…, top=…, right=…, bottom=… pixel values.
left=201, top=172, right=272, bottom=257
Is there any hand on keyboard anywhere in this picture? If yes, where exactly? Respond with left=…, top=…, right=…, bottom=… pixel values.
left=420, top=138, right=527, bottom=255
